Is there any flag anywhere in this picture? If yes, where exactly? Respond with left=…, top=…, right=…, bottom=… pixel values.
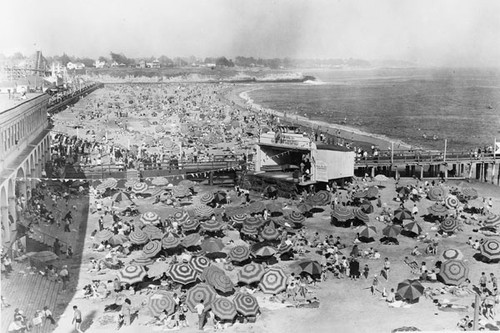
left=495, top=139, right=500, bottom=155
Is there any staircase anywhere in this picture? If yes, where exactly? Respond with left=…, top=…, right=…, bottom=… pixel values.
left=126, top=168, right=140, bottom=180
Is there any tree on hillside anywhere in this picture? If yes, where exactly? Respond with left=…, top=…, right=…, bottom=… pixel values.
left=158, top=55, right=174, bottom=67
left=110, top=52, right=133, bottom=66
left=216, top=57, right=234, bottom=67
left=75, top=57, right=94, bottom=67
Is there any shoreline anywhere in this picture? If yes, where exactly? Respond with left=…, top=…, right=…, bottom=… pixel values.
left=225, top=84, right=415, bottom=152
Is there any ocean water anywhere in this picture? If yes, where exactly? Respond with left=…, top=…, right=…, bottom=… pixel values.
left=248, top=68, right=500, bottom=151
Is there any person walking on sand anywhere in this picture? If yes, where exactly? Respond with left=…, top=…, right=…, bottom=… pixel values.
left=371, top=275, right=379, bottom=295
left=195, top=299, right=205, bottom=331
left=72, top=306, right=83, bottom=333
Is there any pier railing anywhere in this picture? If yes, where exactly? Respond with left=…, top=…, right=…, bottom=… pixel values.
left=355, top=150, right=496, bottom=166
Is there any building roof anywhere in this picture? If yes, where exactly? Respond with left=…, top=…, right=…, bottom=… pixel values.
left=316, top=144, right=353, bottom=152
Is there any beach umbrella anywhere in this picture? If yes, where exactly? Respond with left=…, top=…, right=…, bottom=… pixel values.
left=238, top=263, right=265, bottom=284
left=133, top=220, right=145, bottom=230
left=129, top=230, right=150, bottom=245
left=259, top=267, right=287, bottom=294
left=374, top=174, right=389, bottom=182
left=168, top=263, right=198, bottom=285
left=181, top=233, right=201, bottom=248
left=212, top=298, right=237, bottom=320
left=298, top=260, right=322, bottom=276
left=189, top=256, right=211, bottom=274
left=132, top=182, right=148, bottom=193
left=147, top=261, right=169, bottom=279
left=173, top=210, right=190, bottom=225
left=427, top=204, right=449, bottom=217
left=261, top=224, right=280, bottom=240
left=440, top=249, right=464, bottom=261
left=428, top=186, right=446, bottom=201
left=444, top=195, right=460, bottom=209
left=201, top=238, right=225, bottom=253
left=244, top=216, right=264, bottom=228
left=124, top=179, right=139, bottom=189
left=207, top=272, right=234, bottom=293
left=393, top=208, right=413, bottom=221
left=288, top=211, right=306, bottom=224
left=199, top=192, right=215, bottom=205
left=462, top=187, right=478, bottom=199
left=229, top=245, right=251, bottom=262
left=117, top=265, right=147, bottom=285
left=26, top=251, right=58, bottom=262
left=360, top=200, right=374, bottom=214
left=231, top=213, right=247, bottom=225
left=172, top=185, right=191, bottom=198
left=396, top=279, right=424, bottom=301
left=182, top=218, right=200, bottom=231
left=130, top=256, right=155, bottom=266
left=148, top=292, right=176, bottom=316
left=365, top=186, right=379, bottom=199
left=331, top=205, right=354, bottom=222
left=233, top=293, right=259, bottom=317
left=382, top=225, right=402, bottom=238
left=112, top=191, right=132, bottom=203
left=161, top=233, right=181, bottom=249
left=140, top=211, right=161, bottom=225
left=142, top=240, right=162, bottom=258
left=241, top=226, right=259, bottom=236
left=266, top=202, right=284, bottom=214
left=94, top=229, right=114, bottom=243
left=152, top=177, right=169, bottom=186
left=396, top=187, right=411, bottom=196
left=142, top=225, right=163, bottom=240
left=104, top=177, right=118, bottom=189
left=479, top=239, right=500, bottom=261
left=440, top=217, right=458, bottom=234
left=200, top=265, right=225, bottom=282
left=359, top=225, right=377, bottom=239
left=178, top=179, right=195, bottom=188
left=201, top=219, right=223, bottom=232
left=213, top=191, right=227, bottom=204
left=353, top=208, right=370, bottom=224
left=297, top=202, right=313, bottom=213
left=186, top=283, right=217, bottom=312
left=252, top=245, right=277, bottom=257
left=353, top=190, right=367, bottom=199
left=403, top=221, right=422, bottom=235
left=249, top=201, right=266, bottom=214
left=108, top=234, right=129, bottom=246
left=314, top=190, right=332, bottom=206
left=482, top=214, right=500, bottom=228
left=439, top=260, right=469, bottom=285
left=194, top=205, right=215, bottom=218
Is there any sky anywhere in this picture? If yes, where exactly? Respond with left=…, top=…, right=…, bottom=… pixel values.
left=1, top=0, right=500, bottom=67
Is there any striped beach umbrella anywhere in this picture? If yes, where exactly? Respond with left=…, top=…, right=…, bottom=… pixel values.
left=168, top=263, right=198, bottom=285
left=117, top=265, right=147, bottom=285
left=403, top=221, right=423, bottom=235
left=288, top=211, right=306, bottom=224
left=143, top=240, right=162, bottom=258
left=462, top=187, right=478, bottom=199
left=428, top=203, right=449, bottom=217
left=148, top=292, right=176, bottom=316
left=353, top=208, right=370, bottom=224
left=178, top=179, right=195, bottom=189
left=147, top=261, right=169, bottom=279
left=331, top=205, right=354, bottom=222
left=277, top=242, right=294, bottom=254
left=124, top=179, right=139, bottom=188
left=428, top=186, right=446, bottom=201
left=444, top=195, right=460, bottom=209
left=109, top=234, right=129, bottom=246
left=241, top=226, right=258, bottom=235
left=382, top=225, right=402, bottom=238
left=397, top=279, right=424, bottom=301
left=261, top=224, right=280, bottom=240
left=140, top=211, right=160, bottom=225
left=238, top=263, right=265, bottom=284
left=201, top=219, right=223, bottom=232
left=359, top=225, right=377, bottom=239
left=199, top=192, right=215, bottom=205
left=104, top=177, right=118, bottom=189
left=297, top=202, right=313, bottom=213
left=212, top=298, right=237, bottom=320
left=440, top=217, right=458, bottom=234
left=259, top=267, right=287, bottom=294
left=94, top=229, right=114, bottom=243
left=142, top=225, right=163, bottom=240
left=393, top=208, right=413, bottom=221
left=229, top=245, right=251, bottom=262
left=194, top=205, right=215, bottom=219
left=181, top=233, right=201, bottom=248
left=186, top=283, right=217, bottom=312
left=189, top=256, right=211, bottom=274
left=313, top=190, right=332, bottom=206
left=479, top=239, right=500, bottom=261
left=249, top=201, right=266, bottom=214
left=396, top=187, right=411, bottom=196
left=129, top=230, right=150, bottom=245
left=132, top=182, right=148, bottom=193
left=253, top=245, right=277, bottom=257
left=182, top=218, right=200, bottom=231
left=233, top=293, right=259, bottom=317
left=353, top=190, right=367, bottom=199
left=131, top=256, right=155, bottom=266
left=173, top=210, right=190, bottom=225
left=483, top=214, right=500, bottom=228
left=162, top=233, right=181, bottom=249
left=440, top=249, right=464, bottom=261
left=201, top=238, right=225, bottom=253
left=172, top=185, right=191, bottom=198
left=439, top=260, right=469, bottom=285
left=207, top=272, right=234, bottom=293
left=244, top=216, right=263, bottom=228
left=231, top=213, right=247, bottom=225
left=366, top=186, right=379, bottom=199
left=152, top=177, right=169, bottom=186
left=133, top=220, right=145, bottom=230
left=360, top=200, right=374, bottom=214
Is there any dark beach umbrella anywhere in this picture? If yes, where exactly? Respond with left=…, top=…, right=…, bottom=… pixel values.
left=189, top=256, right=211, bottom=274
left=353, top=208, right=370, bottom=224
left=238, top=263, right=265, bottom=284
left=403, top=221, right=422, bottom=235
left=251, top=243, right=277, bottom=257
left=396, top=187, right=411, bottom=196
left=331, top=206, right=354, bottom=222
left=440, top=217, right=458, bottom=234
left=427, top=186, right=446, bottom=201
left=479, top=239, right=500, bottom=261
left=112, top=191, right=132, bottom=203
left=360, top=200, right=374, bottom=214
left=439, top=260, right=469, bottom=285
left=365, top=186, right=379, bottom=199
left=427, top=203, right=449, bottom=217
left=213, top=191, right=227, bottom=204
left=359, top=225, right=377, bottom=239
left=233, top=293, right=260, bottom=317
left=266, top=202, right=284, bottom=215
left=382, top=225, right=402, bottom=238
left=462, top=187, right=478, bottom=199
left=168, top=263, right=198, bottom=285
left=212, top=298, right=237, bottom=321
left=393, top=208, right=412, bottom=221
left=298, top=260, right=322, bottom=276
left=186, top=283, right=217, bottom=312
left=397, top=279, right=424, bottom=301
left=181, top=233, right=201, bottom=248
left=229, top=245, right=251, bottom=262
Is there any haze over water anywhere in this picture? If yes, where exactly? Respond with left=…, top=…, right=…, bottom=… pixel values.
left=248, top=68, right=500, bottom=151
